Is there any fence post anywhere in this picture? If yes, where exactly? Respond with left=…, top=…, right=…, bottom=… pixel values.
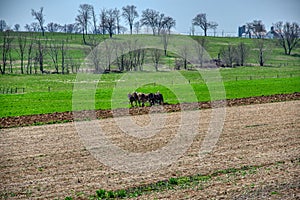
left=23, top=88, right=25, bottom=93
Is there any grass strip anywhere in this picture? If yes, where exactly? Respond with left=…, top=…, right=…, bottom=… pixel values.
left=64, top=159, right=299, bottom=200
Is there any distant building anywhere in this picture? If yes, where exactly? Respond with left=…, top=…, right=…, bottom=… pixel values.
left=265, top=26, right=280, bottom=39
left=238, top=25, right=280, bottom=39
left=238, top=25, right=246, bottom=37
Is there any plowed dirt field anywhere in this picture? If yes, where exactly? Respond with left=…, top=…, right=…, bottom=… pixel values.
left=0, top=100, right=299, bottom=199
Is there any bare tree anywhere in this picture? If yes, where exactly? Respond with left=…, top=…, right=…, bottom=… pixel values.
left=235, top=42, right=249, bottom=66
left=14, top=24, right=20, bottom=32
left=220, top=44, right=236, bottom=67
left=66, top=52, right=79, bottom=73
left=275, top=21, right=300, bottom=55
left=114, top=41, right=129, bottom=71
left=36, top=38, right=47, bottom=73
left=248, top=20, right=266, bottom=38
left=104, top=9, right=117, bottom=38
left=151, top=48, right=162, bottom=71
left=88, top=36, right=103, bottom=73
left=60, top=24, right=67, bottom=33
left=161, top=30, right=170, bottom=56
left=137, top=48, right=146, bottom=71
left=76, top=4, right=93, bottom=44
left=210, top=22, right=218, bottom=37
left=192, top=13, right=217, bottom=36
left=131, top=49, right=144, bottom=71
left=124, top=40, right=134, bottom=71
left=134, top=21, right=141, bottom=34
left=48, top=40, right=60, bottom=73
left=157, top=13, right=165, bottom=35
left=179, top=45, right=189, bottom=69
left=113, top=40, right=124, bottom=71
left=33, top=51, right=39, bottom=74
left=76, top=14, right=86, bottom=44
left=131, top=40, right=145, bottom=71
left=8, top=43, right=14, bottom=73
left=140, top=9, right=159, bottom=35
left=66, top=23, right=76, bottom=33
left=114, top=8, right=121, bottom=34
left=30, top=22, right=40, bottom=32
left=17, top=34, right=27, bottom=74
left=99, top=8, right=117, bottom=38
left=174, top=57, right=183, bottom=70
left=194, top=37, right=208, bottom=67
left=91, top=6, right=98, bottom=34
left=99, top=8, right=107, bottom=35
left=190, top=24, right=195, bottom=36
left=0, top=31, right=14, bottom=74
left=254, top=39, right=272, bottom=67
left=31, top=7, right=45, bottom=36
left=122, top=5, right=139, bottom=35
left=0, top=19, right=7, bottom=32
left=61, top=40, right=68, bottom=74
left=26, top=34, right=35, bottom=74
left=104, top=39, right=114, bottom=70
left=246, top=23, right=253, bottom=38
left=24, top=24, right=31, bottom=32
left=163, top=16, right=176, bottom=34
left=47, top=22, right=60, bottom=32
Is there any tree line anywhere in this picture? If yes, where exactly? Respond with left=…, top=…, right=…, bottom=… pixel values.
left=1, top=4, right=175, bottom=43
left=0, top=31, right=81, bottom=74
left=219, top=39, right=271, bottom=67
left=0, top=3, right=299, bottom=74
left=0, top=30, right=282, bottom=75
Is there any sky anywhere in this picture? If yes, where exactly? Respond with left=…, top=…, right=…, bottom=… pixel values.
left=0, top=0, right=299, bottom=36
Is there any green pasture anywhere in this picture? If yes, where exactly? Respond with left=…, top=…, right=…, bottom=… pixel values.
left=0, top=65, right=299, bottom=118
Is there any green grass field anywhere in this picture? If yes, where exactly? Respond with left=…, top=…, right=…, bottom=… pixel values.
left=0, top=66, right=299, bottom=118
left=0, top=33, right=299, bottom=118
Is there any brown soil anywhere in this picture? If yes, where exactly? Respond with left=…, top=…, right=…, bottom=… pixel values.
left=0, top=100, right=299, bottom=199
left=0, top=92, right=299, bottom=128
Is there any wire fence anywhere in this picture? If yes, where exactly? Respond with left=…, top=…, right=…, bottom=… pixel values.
left=1, top=73, right=299, bottom=94
left=0, top=87, right=25, bottom=94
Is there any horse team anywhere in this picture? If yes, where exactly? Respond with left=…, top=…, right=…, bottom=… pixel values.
left=128, top=91, right=164, bottom=107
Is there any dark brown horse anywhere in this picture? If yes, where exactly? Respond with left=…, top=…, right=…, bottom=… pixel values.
left=138, top=93, right=148, bottom=107
left=154, top=91, right=164, bottom=105
left=148, top=93, right=155, bottom=106
left=128, top=91, right=164, bottom=107
left=128, top=92, right=139, bottom=107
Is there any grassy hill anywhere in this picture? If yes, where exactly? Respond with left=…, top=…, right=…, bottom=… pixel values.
left=0, top=31, right=299, bottom=73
